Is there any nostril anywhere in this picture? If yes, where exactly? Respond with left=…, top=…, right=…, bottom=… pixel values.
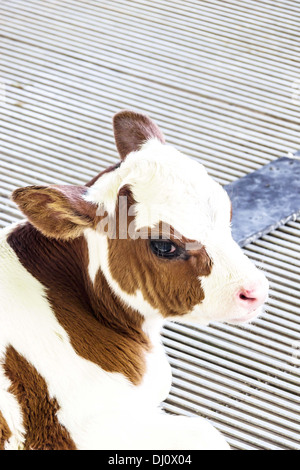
left=239, top=292, right=256, bottom=302
left=237, top=287, right=260, bottom=303
left=236, top=279, right=268, bottom=311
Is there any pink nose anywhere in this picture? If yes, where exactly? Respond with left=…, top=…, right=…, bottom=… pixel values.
left=236, top=284, right=268, bottom=310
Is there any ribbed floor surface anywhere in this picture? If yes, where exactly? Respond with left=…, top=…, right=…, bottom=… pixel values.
left=0, top=0, right=299, bottom=450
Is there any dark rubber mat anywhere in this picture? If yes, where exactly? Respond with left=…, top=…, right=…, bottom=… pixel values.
left=225, top=157, right=300, bottom=247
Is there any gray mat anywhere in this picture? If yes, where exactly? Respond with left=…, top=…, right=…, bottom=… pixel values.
left=225, top=157, right=300, bottom=247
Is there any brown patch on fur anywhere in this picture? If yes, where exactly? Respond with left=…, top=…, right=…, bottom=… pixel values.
left=4, top=346, right=76, bottom=450
left=113, top=110, right=165, bottom=160
left=0, top=409, right=12, bottom=450
left=11, top=185, right=98, bottom=240
left=108, top=186, right=213, bottom=317
left=7, top=223, right=150, bottom=385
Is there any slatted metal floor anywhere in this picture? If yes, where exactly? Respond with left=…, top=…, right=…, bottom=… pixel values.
left=0, top=0, right=299, bottom=450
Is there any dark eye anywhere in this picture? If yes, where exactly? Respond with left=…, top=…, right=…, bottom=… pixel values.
left=150, top=240, right=179, bottom=259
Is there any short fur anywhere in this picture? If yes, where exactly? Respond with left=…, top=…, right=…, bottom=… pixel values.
left=4, top=346, right=76, bottom=450
left=0, top=411, right=11, bottom=450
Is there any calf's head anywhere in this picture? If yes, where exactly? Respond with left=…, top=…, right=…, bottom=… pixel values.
left=12, top=111, right=268, bottom=326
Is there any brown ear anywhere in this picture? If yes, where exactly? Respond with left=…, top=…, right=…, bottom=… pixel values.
left=113, top=110, right=165, bottom=161
left=12, top=185, right=97, bottom=239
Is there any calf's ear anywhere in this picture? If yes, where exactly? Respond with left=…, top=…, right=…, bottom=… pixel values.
left=12, top=185, right=97, bottom=240
left=113, top=110, right=165, bottom=161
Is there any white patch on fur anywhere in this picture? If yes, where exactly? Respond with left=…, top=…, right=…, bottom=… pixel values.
left=85, top=139, right=232, bottom=241
left=198, top=235, right=269, bottom=323
left=85, top=227, right=156, bottom=327
left=85, top=228, right=161, bottom=320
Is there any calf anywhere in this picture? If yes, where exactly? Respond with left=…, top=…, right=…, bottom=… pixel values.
left=0, top=111, right=268, bottom=450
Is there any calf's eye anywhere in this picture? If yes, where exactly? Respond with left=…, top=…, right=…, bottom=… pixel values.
left=150, top=240, right=179, bottom=259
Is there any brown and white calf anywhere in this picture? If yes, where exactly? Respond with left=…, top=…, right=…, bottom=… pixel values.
left=0, top=111, right=268, bottom=450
